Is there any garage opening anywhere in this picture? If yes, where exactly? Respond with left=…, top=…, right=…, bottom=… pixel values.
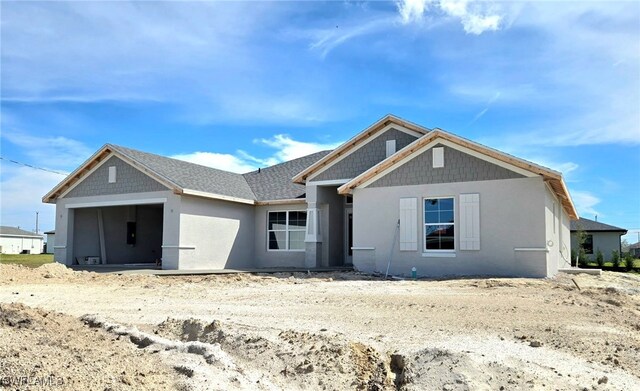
left=72, top=204, right=163, bottom=265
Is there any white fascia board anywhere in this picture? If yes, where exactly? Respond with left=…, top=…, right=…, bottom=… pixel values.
left=0, top=234, right=43, bottom=239
left=65, top=198, right=168, bottom=209
left=307, top=179, right=351, bottom=186
left=357, top=138, right=537, bottom=190
left=181, top=189, right=255, bottom=205
left=255, top=198, right=307, bottom=206
left=306, top=124, right=424, bottom=182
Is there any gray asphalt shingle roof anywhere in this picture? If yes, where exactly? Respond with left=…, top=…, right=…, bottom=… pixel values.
left=570, top=217, right=626, bottom=232
left=110, top=144, right=257, bottom=201
left=109, top=144, right=330, bottom=202
left=0, top=226, right=43, bottom=238
left=243, top=151, right=331, bottom=200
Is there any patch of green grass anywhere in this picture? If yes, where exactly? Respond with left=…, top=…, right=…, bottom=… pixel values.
left=0, top=253, right=54, bottom=268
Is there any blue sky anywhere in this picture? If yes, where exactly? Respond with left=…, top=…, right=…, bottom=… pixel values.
left=1, top=1, right=639, bottom=243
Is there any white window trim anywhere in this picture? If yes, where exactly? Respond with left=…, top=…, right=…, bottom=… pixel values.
left=423, top=196, right=456, bottom=255
left=267, top=210, right=307, bottom=252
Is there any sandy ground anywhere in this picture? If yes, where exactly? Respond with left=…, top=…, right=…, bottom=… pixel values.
left=0, top=263, right=639, bottom=390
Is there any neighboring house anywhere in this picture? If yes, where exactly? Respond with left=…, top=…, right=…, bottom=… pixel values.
left=0, top=226, right=44, bottom=254
left=626, top=242, right=640, bottom=258
left=44, top=230, right=55, bottom=254
left=43, top=115, right=578, bottom=277
left=570, top=218, right=627, bottom=261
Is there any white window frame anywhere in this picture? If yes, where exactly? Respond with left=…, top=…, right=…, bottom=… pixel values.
left=267, top=210, right=307, bottom=252
left=423, top=196, right=456, bottom=256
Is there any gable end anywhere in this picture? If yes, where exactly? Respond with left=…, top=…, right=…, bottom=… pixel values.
left=311, top=127, right=418, bottom=182
left=64, top=155, right=169, bottom=198
left=369, top=144, right=525, bottom=188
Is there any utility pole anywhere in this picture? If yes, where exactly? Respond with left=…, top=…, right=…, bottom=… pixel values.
left=35, top=211, right=39, bottom=234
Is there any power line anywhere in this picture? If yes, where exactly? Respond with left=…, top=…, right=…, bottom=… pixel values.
left=0, top=156, right=67, bottom=176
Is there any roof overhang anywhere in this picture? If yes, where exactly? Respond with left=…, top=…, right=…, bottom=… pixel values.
left=42, top=144, right=183, bottom=204
left=337, top=129, right=579, bottom=220
left=292, top=114, right=430, bottom=184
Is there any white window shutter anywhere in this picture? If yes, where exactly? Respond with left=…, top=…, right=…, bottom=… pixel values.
left=399, top=198, right=417, bottom=251
left=432, top=147, right=444, bottom=168
left=459, top=193, right=480, bottom=250
left=386, top=140, right=396, bottom=158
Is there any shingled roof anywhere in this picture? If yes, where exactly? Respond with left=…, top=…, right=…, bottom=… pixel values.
left=43, top=144, right=330, bottom=204
left=0, top=226, right=43, bottom=238
left=570, top=217, right=626, bottom=232
left=243, top=151, right=331, bottom=201
left=110, top=145, right=257, bottom=201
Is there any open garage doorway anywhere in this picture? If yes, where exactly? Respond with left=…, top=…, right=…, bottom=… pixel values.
left=72, top=204, right=163, bottom=265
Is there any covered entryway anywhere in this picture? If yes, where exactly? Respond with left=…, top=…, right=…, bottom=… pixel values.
left=71, top=203, right=163, bottom=265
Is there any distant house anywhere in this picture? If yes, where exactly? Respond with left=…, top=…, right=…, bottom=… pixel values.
left=570, top=218, right=626, bottom=261
left=629, top=242, right=640, bottom=258
left=0, top=226, right=44, bottom=254
left=43, top=114, right=578, bottom=278
left=44, top=230, right=55, bottom=254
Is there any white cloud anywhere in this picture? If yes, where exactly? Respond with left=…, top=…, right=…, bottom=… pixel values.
left=171, top=134, right=341, bottom=174
left=570, top=190, right=601, bottom=218
left=255, top=134, right=342, bottom=162
left=1, top=131, right=93, bottom=169
left=309, top=18, right=394, bottom=58
left=396, top=0, right=503, bottom=34
left=397, top=0, right=430, bottom=24
left=170, top=152, right=259, bottom=174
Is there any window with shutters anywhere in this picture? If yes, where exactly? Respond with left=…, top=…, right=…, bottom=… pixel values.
left=424, top=197, right=455, bottom=251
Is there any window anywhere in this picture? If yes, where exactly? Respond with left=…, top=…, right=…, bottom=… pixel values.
left=268, top=211, right=307, bottom=251
left=424, top=197, right=454, bottom=251
left=386, top=139, right=396, bottom=158
left=581, top=234, right=593, bottom=254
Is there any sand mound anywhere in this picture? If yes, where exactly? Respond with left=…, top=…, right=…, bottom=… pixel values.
left=0, top=303, right=175, bottom=390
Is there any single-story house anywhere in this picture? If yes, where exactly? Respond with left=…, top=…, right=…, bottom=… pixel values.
left=0, top=226, right=44, bottom=254
left=629, top=242, right=640, bottom=258
left=43, top=114, right=578, bottom=277
left=570, top=217, right=627, bottom=261
left=44, top=230, right=55, bottom=254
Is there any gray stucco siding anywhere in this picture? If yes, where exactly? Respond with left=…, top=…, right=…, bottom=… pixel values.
left=570, top=231, right=623, bottom=261
left=352, top=177, right=549, bottom=278
left=369, top=145, right=524, bottom=188
left=178, top=195, right=255, bottom=270
left=311, top=128, right=418, bottom=182
left=254, top=203, right=308, bottom=268
left=65, top=155, right=168, bottom=198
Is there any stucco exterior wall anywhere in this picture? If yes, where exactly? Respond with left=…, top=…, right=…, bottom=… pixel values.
left=311, top=128, right=418, bottom=182
left=66, top=155, right=168, bottom=198
left=0, top=236, right=43, bottom=254
left=570, top=231, right=623, bottom=261
left=351, top=177, right=549, bottom=278
left=544, top=184, right=573, bottom=275
left=254, top=203, right=307, bottom=268
left=369, top=145, right=524, bottom=187
left=178, top=195, right=255, bottom=270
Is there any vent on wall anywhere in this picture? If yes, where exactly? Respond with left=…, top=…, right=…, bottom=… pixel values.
left=432, top=147, right=444, bottom=168
left=108, top=166, right=117, bottom=183
left=386, top=139, right=396, bottom=158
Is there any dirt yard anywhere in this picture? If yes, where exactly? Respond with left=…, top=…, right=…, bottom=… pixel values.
left=1, top=264, right=639, bottom=390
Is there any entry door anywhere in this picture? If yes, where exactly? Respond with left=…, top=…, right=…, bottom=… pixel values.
left=344, top=208, right=353, bottom=265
